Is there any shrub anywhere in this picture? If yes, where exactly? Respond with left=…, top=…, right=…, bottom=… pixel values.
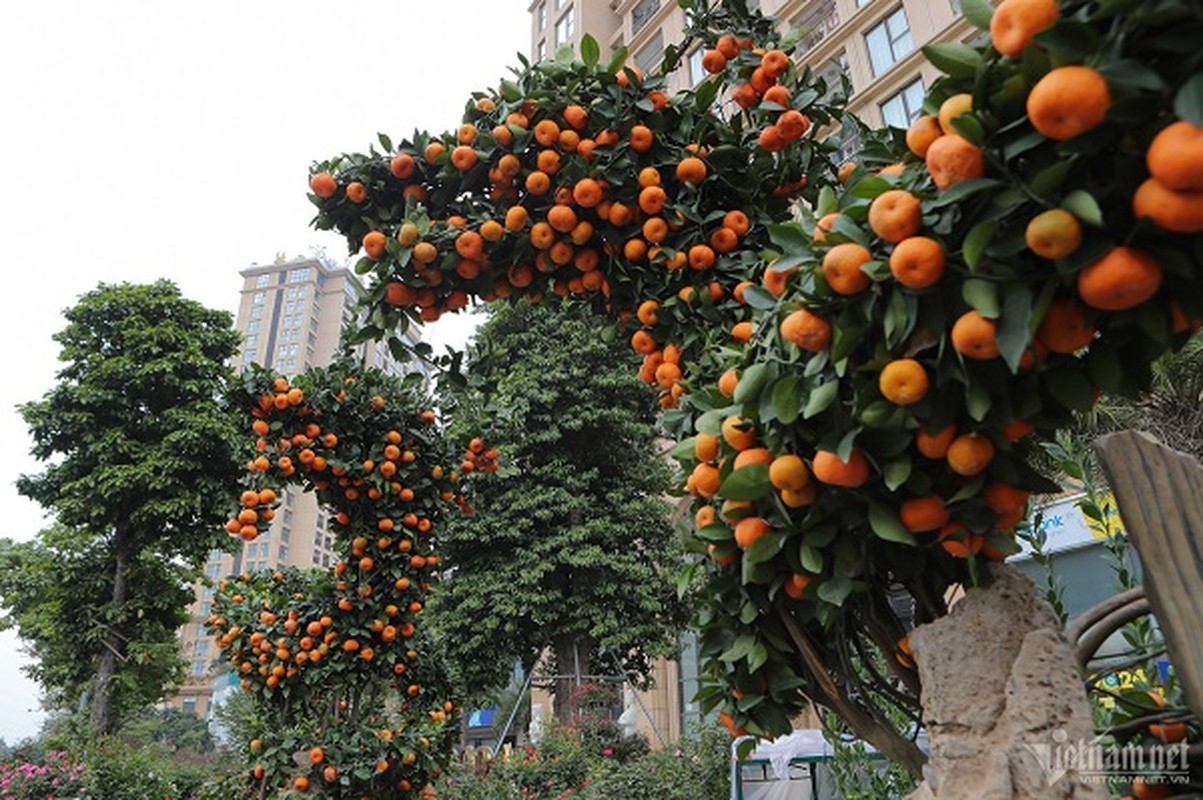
left=435, top=721, right=729, bottom=800
left=0, top=750, right=85, bottom=800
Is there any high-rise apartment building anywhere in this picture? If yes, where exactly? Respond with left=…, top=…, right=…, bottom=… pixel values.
left=530, top=0, right=971, bottom=151
left=525, top=0, right=970, bottom=744
left=170, top=255, right=425, bottom=718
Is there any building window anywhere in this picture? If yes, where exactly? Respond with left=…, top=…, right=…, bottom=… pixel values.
left=287, top=267, right=312, bottom=283
left=243, top=349, right=256, bottom=363
left=246, top=320, right=260, bottom=334
left=249, top=305, right=263, bottom=320
left=880, top=77, right=925, bottom=128
left=182, top=698, right=198, bottom=715
left=634, top=30, right=664, bottom=76
left=313, top=550, right=321, bottom=564
left=244, top=334, right=258, bottom=348
left=687, top=47, right=706, bottom=85
left=279, top=545, right=289, bottom=561
left=865, top=7, right=914, bottom=76
left=252, top=291, right=265, bottom=306
left=836, top=128, right=863, bottom=165
left=537, top=2, right=546, bottom=29
left=281, top=526, right=290, bottom=543
left=555, top=8, right=574, bottom=45
left=631, top=0, right=660, bottom=34
left=817, top=52, right=851, bottom=102
left=199, top=601, right=212, bottom=617
left=255, top=274, right=270, bottom=288
left=793, top=0, right=840, bottom=56
left=195, top=640, right=210, bottom=657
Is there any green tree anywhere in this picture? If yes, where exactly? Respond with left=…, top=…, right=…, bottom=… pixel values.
left=0, top=526, right=194, bottom=722
left=6, top=280, right=242, bottom=736
left=434, top=303, right=687, bottom=718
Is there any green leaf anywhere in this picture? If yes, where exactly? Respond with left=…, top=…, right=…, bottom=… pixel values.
left=747, top=643, right=769, bottom=673
left=767, top=223, right=810, bottom=253
left=719, top=464, right=773, bottom=501
left=849, top=175, right=892, bottom=199
left=772, top=375, right=802, bottom=426
left=965, top=381, right=992, bottom=421
left=745, top=531, right=786, bottom=564
left=962, top=278, right=1000, bottom=318
left=720, top=635, right=756, bottom=662
left=695, top=408, right=728, bottom=436
left=696, top=523, right=734, bottom=543
left=962, top=221, right=995, bottom=272
left=671, top=437, right=697, bottom=460
left=997, top=284, right=1034, bottom=372
left=734, top=363, right=770, bottom=405
left=1061, top=190, right=1104, bottom=228
left=817, top=577, right=855, bottom=606
left=799, top=545, right=824, bottom=574
left=695, top=78, right=721, bottom=112
left=929, top=178, right=1002, bottom=208
left=499, top=79, right=522, bottom=102
left=580, top=34, right=600, bottom=67
left=960, top=0, right=994, bottom=30
left=1030, top=159, right=1074, bottom=196
left=1176, top=73, right=1203, bottom=125
left=742, top=285, right=778, bottom=310
left=739, top=601, right=759, bottom=624
left=804, top=381, right=838, bottom=419
left=950, top=113, right=986, bottom=146
left=1033, top=21, right=1100, bottom=62
left=883, top=457, right=912, bottom=491
left=606, top=46, right=630, bottom=75
left=923, top=42, right=983, bottom=79
left=816, top=186, right=838, bottom=216
left=868, top=503, right=916, bottom=545
left=835, top=428, right=861, bottom=462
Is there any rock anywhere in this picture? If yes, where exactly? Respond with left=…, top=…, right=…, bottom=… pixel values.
left=905, top=565, right=1106, bottom=800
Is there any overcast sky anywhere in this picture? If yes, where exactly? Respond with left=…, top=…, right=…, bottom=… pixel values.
left=0, top=0, right=530, bottom=744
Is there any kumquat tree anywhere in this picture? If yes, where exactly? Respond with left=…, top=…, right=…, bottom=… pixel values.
left=302, top=0, right=1203, bottom=794
left=207, top=361, right=488, bottom=798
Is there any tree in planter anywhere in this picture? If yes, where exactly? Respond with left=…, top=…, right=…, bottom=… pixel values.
left=8, top=280, right=242, bottom=735
left=302, top=0, right=1203, bottom=791
left=433, top=303, right=687, bottom=719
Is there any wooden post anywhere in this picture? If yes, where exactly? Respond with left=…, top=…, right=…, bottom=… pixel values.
left=1095, top=430, right=1203, bottom=722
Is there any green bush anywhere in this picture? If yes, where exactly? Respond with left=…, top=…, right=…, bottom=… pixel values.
left=436, top=721, right=730, bottom=800
left=77, top=738, right=214, bottom=800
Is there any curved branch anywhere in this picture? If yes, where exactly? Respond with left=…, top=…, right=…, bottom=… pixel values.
left=772, top=596, right=927, bottom=778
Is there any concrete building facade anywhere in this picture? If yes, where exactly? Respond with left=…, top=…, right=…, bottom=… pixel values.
left=169, top=255, right=423, bottom=718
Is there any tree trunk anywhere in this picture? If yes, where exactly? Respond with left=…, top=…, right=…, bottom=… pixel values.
left=552, top=634, right=591, bottom=722
left=90, top=534, right=131, bottom=737
left=905, top=564, right=1106, bottom=800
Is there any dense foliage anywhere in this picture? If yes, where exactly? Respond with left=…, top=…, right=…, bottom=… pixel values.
left=433, top=303, right=685, bottom=711
left=7, top=280, right=242, bottom=734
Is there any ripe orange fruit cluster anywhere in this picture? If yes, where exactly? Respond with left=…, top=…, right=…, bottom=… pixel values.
left=208, top=366, right=473, bottom=798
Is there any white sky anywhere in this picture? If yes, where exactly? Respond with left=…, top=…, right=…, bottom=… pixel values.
left=0, top=0, right=529, bottom=743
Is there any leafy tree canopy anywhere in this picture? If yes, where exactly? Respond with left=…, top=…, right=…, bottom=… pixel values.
left=433, top=303, right=688, bottom=704
left=7, top=280, right=243, bottom=734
